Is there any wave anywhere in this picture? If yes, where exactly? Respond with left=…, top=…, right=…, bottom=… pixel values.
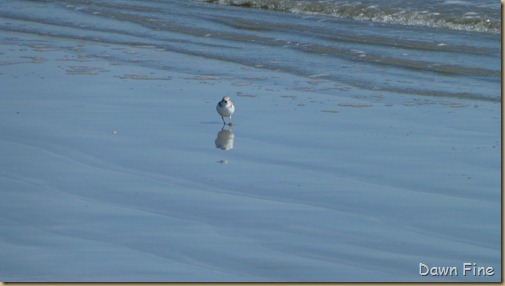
left=198, top=0, right=501, bottom=34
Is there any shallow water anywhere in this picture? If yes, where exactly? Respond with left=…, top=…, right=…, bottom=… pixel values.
left=199, top=0, right=501, bottom=34
left=0, top=0, right=500, bottom=101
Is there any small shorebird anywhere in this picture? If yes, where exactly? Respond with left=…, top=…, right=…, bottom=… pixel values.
left=216, top=96, right=235, bottom=125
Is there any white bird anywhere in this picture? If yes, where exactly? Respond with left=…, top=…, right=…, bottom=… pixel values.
left=216, top=96, right=235, bottom=125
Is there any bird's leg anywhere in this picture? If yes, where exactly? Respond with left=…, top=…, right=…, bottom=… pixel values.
left=221, top=116, right=226, bottom=125
left=228, top=115, right=233, bottom=126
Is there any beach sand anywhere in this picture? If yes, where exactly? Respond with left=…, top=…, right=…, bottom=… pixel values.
left=0, top=1, right=501, bottom=282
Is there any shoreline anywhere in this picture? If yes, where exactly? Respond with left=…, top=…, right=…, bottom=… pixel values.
left=0, top=2, right=500, bottom=281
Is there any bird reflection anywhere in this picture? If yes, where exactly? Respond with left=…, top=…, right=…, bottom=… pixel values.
left=215, top=125, right=234, bottom=150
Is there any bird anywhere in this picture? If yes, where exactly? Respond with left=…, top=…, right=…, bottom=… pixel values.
left=216, top=96, right=235, bottom=125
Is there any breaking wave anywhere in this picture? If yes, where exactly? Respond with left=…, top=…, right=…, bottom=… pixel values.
left=198, top=0, right=501, bottom=34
